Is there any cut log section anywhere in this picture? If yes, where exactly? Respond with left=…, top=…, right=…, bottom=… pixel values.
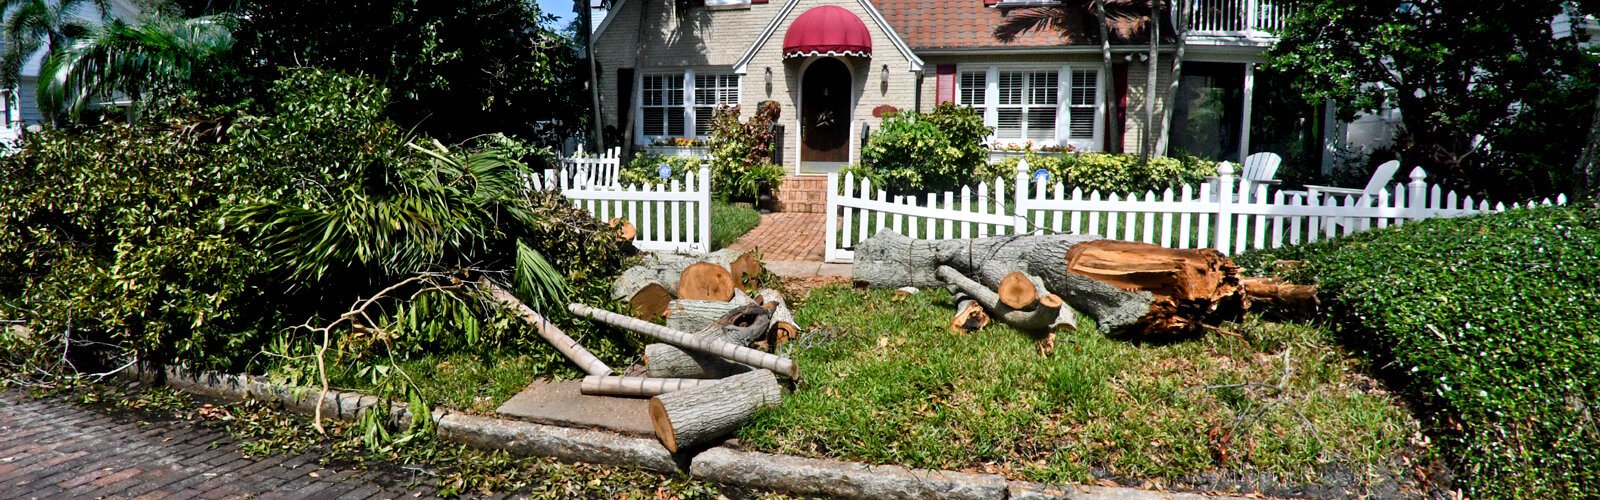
left=996, top=272, right=1040, bottom=310
left=628, top=283, right=675, bottom=322
left=752, top=288, right=799, bottom=347
left=649, top=369, right=783, bottom=453
left=568, top=303, right=799, bottom=379
left=644, top=343, right=752, bottom=379
left=608, top=218, right=637, bottom=242
left=665, top=300, right=746, bottom=335
left=677, top=262, right=736, bottom=301
left=937, top=266, right=1063, bottom=331
left=949, top=287, right=990, bottom=334
left=579, top=375, right=709, bottom=397
left=479, top=281, right=612, bottom=376
left=727, top=251, right=764, bottom=292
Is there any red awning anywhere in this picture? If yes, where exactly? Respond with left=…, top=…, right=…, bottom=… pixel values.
left=782, top=6, right=872, bottom=59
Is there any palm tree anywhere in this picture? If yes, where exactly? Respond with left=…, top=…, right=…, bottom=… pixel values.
left=37, top=14, right=233, bottom=118
left=0, top=0, right=108, bottom=90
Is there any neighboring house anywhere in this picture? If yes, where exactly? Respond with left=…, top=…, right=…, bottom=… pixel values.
left=590, top=0, right=1292, bottom=174
left=0, top=0, right=143, bottom=142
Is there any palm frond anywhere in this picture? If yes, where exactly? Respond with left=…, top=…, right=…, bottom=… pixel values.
left=992, top=6, right=1071, bottom=43
left=38, top=14, right=235, bottom=118
left=514, top=240, right=568, bottom=310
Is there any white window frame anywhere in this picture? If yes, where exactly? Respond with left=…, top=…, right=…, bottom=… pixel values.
left=957, top=63, right=1104, bottom=151
left=636, top=68, right=742, bottom=144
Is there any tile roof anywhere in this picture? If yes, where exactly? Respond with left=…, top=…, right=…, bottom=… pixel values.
left=870, top=0, right=1172, bottom=50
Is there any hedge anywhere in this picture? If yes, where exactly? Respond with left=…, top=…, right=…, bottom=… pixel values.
left=1239, top=206, right=1600, bottom=497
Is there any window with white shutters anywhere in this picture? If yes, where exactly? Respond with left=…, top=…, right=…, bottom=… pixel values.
left=1068, top=69, right=1097, bottom=142
left=995, top=70, right=1056, bottom=141
left=958, top=71, right=986, bottom=117
left=963, top=65, right=1100, bottom=149
left=641, top=74, right=686, bottom=137
left=693, top=73, right=740, bottom=136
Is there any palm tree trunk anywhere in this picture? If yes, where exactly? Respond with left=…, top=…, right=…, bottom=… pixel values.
left=1155, top=0, right=1187, bottom=157
left=1579, top=89, right=1600, bottom=198
left=1094, top=0, right=1117, bottom=153
left=1142, top=0, right=1159, bottom=160
left=582, top=0, right=605, bottom=151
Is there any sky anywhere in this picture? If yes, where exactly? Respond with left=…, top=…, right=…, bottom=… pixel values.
left=537, top=0, right=578, bottom=27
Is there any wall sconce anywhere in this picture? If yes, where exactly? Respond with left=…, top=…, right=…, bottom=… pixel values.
left=765, top=67, right=773, bottom=84
left=880, top=64, right=890, bottom=86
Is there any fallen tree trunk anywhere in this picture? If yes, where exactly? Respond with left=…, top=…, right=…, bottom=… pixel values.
left=580, top=375, right=710, bottom=397
left=852, top=230, right=1102, bottom=289
left=752, top=288, right=798, bottom=347
left=649, top=369, right=783, bottom=453
left=937, top=266, right=1063, bottom=331
left=568, top=303, right=798, bottom=379
left=644, top=343, right=751, bottom=379
left=479, top=281, right=613, bottom=376
left=665, top=298, right=756, bottom=335
left=611, top=249, right=765, bottom=319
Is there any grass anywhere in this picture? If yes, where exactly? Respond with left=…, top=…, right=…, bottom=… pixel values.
left=741, top=285, right=1429, bottom=494
left=325, top=352, right=548, bottom=414
left=711, top=201, right=761, bottom=249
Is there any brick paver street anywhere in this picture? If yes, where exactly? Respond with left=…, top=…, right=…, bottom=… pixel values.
left=727, top=212, right=825, bottom=262
left=0, top=390, right=439, bottom=499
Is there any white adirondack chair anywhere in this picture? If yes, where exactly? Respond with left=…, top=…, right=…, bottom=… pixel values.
left=1304, top=159, right=1402, bottom=200
left=1209, top=152, right=1283, bottom=202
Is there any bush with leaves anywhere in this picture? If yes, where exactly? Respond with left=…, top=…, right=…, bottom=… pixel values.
left=620, top=152, right=701, bottom=187
left=705, top=102, right=786, bottom=202
left=1237, top=206, right=1600, bottom=496
left=860, top=104, right=990, bottom=193
left=982, top=153, right=1218, bottom=194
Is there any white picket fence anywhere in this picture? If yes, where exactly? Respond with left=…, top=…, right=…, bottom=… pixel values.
left=531, top=166, right=713, bottom=254
left=824, top=163, right=1566, bottom=263
left=559, top=146, right=623, bottom=187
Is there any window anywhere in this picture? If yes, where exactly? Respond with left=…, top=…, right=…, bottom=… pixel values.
left=694, top=73, right=741, bottom=135
left=642, top=74, right=685, bottom=137
left=960, top=65, right=1101, bottom=149
left=995, top=70, right=1057, bottom=141
left=958, top=71, right=986, bottom=117
left=638, top=70, right=740, bottom=141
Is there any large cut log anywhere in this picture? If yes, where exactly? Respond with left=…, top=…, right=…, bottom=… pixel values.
left=649, top=305, right=772, bottom=378
left=677, top=262, right=736, bottom=301
left=937, top=266, right=1063, bottom=331
left=852, top=229, right=1102, bottom=289
left=611, top=249, right=765, bottom=319
left=580, top=375, right=710, bottom=397
left=649, top=369, right=783, bottom=453
left=480, top=281, right=613, bottom=376
left=752, top=288, right=798, bottom=347
left=666, top=300, right=748, bottom=334
left=568, top=303, right=799, bottom=379
left=1060, top=240, right=1244, bottom=335
left=629, top=283, right=675, bottom=321
left=948, top=286, right=990, bottom=334
left=644, top=343, right=752, bottom=379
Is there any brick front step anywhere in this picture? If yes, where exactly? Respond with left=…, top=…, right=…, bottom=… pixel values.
left=774, top=175, right=829, bottom=214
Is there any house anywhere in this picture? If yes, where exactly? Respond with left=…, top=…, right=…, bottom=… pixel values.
left=0, top=0, right=144, bottom=142
left=589, top=0, right=1295, bottom=178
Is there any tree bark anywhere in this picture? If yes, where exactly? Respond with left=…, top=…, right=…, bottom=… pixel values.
left=648, top=369, right=783, bottom=453
left=1239, top=277, right=1319, bottom=318
left=1143, top=0, right=1159, bottom=159
left=752, top=288, right=799, bottom=347
left=480, top=281, right=613, bottom=376
left=852, top=229, right=1101, bottom=289
left=1156, top=0, right=1189, bottom=157
left=1095, top=0, right=1119, bottom=153
left=948, top=287, right=990, bottom=334
left=938, top=266, right=1063, bottom=331
left=580, top=375, right=710, bottom=397
left=665, top=299, right=752, bottom=335
left=568, top=303, right=799, bottom=379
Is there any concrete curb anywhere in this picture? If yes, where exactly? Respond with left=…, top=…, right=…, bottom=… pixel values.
left=139, top=365, right=1246, bottom=500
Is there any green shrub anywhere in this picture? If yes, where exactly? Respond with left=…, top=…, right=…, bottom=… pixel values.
left=984, top=153, right=1218, bottom=194
left=707, top=102, right=784, bottom=202
left=861, top=103, right=989, bottom=193
left=1240, top=206, right=1600, bottom=496
left=621, top=152, right=700, bottom=187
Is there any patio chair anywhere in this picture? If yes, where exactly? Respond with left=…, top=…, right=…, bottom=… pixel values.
left=1208, top=152, right=1283, bottom=202
left=1303, top=159, right=1401, bottom=201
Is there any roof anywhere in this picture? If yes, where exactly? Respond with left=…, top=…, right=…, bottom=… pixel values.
left=869, top=0, right=1174, bottom=51
left=783, top=6, right=873, bottom=58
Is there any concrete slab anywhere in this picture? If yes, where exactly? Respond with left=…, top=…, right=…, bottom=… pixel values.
left=764, top=261, right=822, bottom=277
left=495, top=379, right=656, bottom=437
left=816, top=263, right=853, bottom=277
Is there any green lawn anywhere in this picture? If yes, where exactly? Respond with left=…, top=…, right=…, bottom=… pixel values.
left=740, top=285, right=1427, bottom=492
left=711, top=201, right=761, bottom=249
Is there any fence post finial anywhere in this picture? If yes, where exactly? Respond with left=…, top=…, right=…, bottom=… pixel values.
left=1407, top=166, right=1428, bottom=220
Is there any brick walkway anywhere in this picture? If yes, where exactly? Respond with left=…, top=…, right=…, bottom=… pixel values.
left=727, top=213, right=825, bottom=262
left=0, top=390, right=438, bottom=499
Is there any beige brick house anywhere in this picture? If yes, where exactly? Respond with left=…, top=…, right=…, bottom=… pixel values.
left=591, top=0, right=1288, bottom=176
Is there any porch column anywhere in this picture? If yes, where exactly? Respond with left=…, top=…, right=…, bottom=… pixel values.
left=1238, top=62, right=1254, bottom=162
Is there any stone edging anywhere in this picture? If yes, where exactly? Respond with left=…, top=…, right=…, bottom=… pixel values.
left=140, top=365, right=1238, bottom=500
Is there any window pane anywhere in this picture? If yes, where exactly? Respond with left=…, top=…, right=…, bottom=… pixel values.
left=668, top=109, right=686, bottom=136
left=1069, top=107, right=1095, bottom=140
left=643, top=108, right=665, bottom=136
left=1026, top=107, right=1057, bottom=141
left=1071, top=70, right=1096, bottom=106
left=998, top=72, right=1024, bottom=105
left=997, top=109, right=1023, bottom=138
left=1029, top=71, right=1058, bottom=106
left=960, top=71, right=986, bottom=105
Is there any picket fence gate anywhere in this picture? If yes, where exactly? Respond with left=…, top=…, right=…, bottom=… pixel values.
left=559, top=146, right=623, bottom=187
left=824, top=162, right=1566, bottom=263
left=530, top=165, right=712, bottom=254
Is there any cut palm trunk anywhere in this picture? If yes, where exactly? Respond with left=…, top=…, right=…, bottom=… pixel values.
left=568, top=303, right=799, bottom=379
left=752, top=288, right=798, bottom=347
left=479, top=281, right=612, bottom=376
left=580, top=375, right=709, bottom=397
left=649, top=369, right=783, bottom=453
left=937, top=266, right=1063, bottom=331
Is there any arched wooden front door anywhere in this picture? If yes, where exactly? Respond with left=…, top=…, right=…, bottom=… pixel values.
left=800, top=58, right=852, bottom=167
